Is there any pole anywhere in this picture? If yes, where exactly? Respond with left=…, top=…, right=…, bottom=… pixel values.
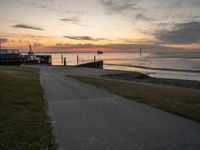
left=0, top=42, right=1, bottom=50
left=29, top=45, right=32, bottom=51
left=61, top=54, right=63, bottom=65
left=77, top=55, right=79, bottom=65
left=64, top=57, right=66, bottom=66
left=140, top=48, right=142, bottom=56
left=94, top=55, right=96, bottom=62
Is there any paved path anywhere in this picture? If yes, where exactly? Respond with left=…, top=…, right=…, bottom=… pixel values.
left=39, top=66, right=200, bottom=150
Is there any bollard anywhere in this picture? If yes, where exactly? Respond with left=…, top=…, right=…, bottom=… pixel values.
left=61, top=54, right=63, bottom=65
left=94, top=55, right=96, bottom=62
left=64, top=57, right=66, bottom=66
left=77, top=55, right=79, bottom=65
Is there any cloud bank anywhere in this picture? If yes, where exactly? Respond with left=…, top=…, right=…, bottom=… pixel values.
left=100, top=0, right=139, bottom=14
left=46, top=42, right=190, bottom=52
left=64, top=36, right=108, bottom=41
left=156, top=22, right=200, bottom=44
left=0, top=38, right=8, bottom=43
left=61, top=17, right=80, bottom=24
left=13, top=24, right=44, bottom=30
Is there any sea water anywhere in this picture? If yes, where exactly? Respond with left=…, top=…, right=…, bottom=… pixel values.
left=35, top=52, right=200, bottom=81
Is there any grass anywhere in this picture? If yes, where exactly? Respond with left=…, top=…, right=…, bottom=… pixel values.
left=103, top=73, right=200, bottom=89
left=68, top=75, right=200, bottom=122
left=0, top=66, right=55, bottom=150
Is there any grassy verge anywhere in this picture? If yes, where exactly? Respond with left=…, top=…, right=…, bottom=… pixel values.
left=103, top=73, right=200, bottom=89
left=0, top=66, right=55, bottom=150
left=68, top=75, right=200, bottom=122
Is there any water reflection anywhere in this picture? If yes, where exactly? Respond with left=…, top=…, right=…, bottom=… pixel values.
left=35, top=52, right=200, bottom=81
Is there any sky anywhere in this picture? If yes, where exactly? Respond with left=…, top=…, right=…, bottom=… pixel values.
left=0, top=0, right=200, bottom=52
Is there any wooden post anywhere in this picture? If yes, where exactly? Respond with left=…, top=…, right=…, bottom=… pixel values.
left=61, top=54, right=63, bottom=65
left=64, top=57, right=66, bottom=66
left=94, top=55, right=96, bottom=62
left=77, top=55, right=79, bottom=65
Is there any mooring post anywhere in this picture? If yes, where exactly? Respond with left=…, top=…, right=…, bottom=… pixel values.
left=140, top=48, right=142, bottom=56
left=77, top=55, right=79, bottom=65
left=61, top=54, right=63, bottom=65
left=94, top=55, right=96, bottom=62
left=64, top=57, right=66, bottom=66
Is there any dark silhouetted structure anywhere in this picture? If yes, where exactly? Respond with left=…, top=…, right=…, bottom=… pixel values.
left=0, top=49, right=22, bottom=65
left=23, top=45, right=52, bottom=65
left=64, top=57, right=66, bottom=66
left=77, top=60, right=103, bottom=69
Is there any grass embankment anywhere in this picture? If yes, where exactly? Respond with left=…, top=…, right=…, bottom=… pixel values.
left=0, top=66, right=55, bottom=150
left=104, top=73, right=200, bottom=89
left=68, top=75, right=200, bottom=122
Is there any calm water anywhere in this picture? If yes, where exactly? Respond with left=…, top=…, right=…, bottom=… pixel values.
left=35, top=52, right=200, bottom=81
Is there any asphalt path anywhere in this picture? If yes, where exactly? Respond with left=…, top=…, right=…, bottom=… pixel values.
left=39, top=66, right=200, bottom=150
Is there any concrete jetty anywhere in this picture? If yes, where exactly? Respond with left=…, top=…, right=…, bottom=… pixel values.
left=77, top=60, right=103, bottom=69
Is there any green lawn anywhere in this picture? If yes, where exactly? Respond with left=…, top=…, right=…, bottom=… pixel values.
left=0, top=66, right=55, bottom=150
left=68, top=75, right=200, bottom=122
left=103, top=73, right=200, bottom=89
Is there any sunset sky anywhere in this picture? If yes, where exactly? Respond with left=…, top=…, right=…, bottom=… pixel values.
left=0, top=0, right=200, bottom=52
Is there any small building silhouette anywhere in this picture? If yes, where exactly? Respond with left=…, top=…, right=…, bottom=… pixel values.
left=0, top=49, right=22, bottom=65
